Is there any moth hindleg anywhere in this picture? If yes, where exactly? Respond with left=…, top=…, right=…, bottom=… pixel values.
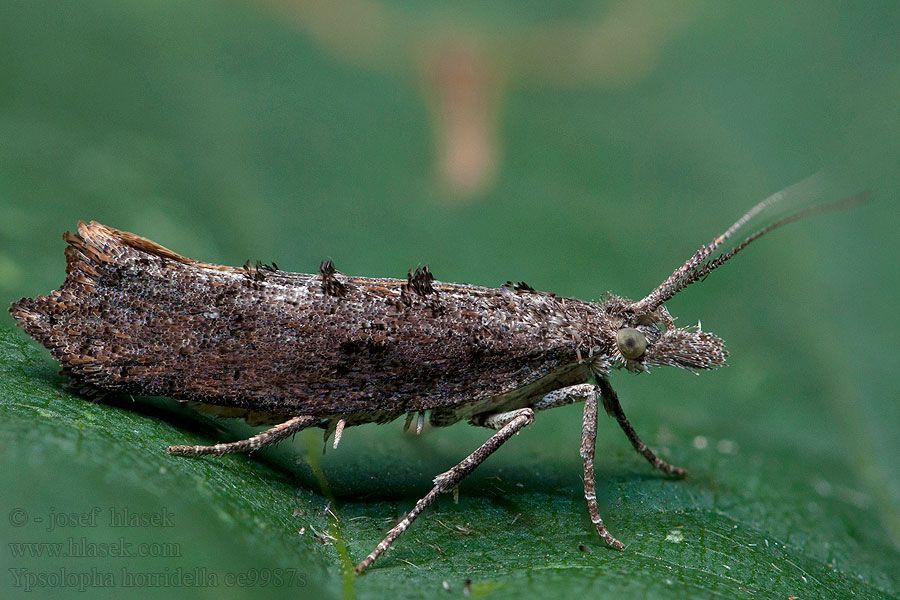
left=167, top=415, right=315, bottom=456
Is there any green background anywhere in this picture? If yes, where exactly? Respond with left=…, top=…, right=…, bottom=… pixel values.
left=1, top=1, right=898, bottom=598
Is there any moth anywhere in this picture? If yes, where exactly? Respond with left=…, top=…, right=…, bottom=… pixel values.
left=9, top=178, right=867, bottom=573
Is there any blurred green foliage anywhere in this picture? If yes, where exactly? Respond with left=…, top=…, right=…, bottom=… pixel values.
left=1, top=1, right=898, bottom=598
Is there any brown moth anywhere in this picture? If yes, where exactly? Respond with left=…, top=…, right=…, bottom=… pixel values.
left=9, top=179, right=868, bottom=573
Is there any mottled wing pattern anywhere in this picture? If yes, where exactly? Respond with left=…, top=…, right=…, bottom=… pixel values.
left=10, top=221, right=605, bottom=419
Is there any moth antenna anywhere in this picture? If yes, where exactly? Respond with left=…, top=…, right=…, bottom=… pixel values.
left=631, top=178, right=871, bottom=314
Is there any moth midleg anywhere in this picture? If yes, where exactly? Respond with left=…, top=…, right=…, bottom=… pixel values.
left=354, top=407, right=535, bottom=574
left=465, top=383, right=599, bottom=429
left=581, top=387, right=624, bottom=550
left=167, top=415, right=316, bottom=456
left=597, top=377, right=687, bottom=477
left=530, top=382, right=602, bottom=413
left=516, top=383, right=627, bottom=547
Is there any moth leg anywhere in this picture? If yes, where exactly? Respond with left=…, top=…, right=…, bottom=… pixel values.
left=167, top=415, right=316, bottom=456
left=355, top=407, right=535, bottom=574
left=530, top=382, right=602, bottom=413
left=598, top=377, right=688, bottom=477
left=581, top=385, right=625, bottom=550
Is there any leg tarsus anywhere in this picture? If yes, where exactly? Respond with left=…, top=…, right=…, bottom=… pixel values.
left=167, top=415, right=315, bottom=456
left=597, top=377, right=688, bottom=478
left=355, top=408, right=535, bottom=574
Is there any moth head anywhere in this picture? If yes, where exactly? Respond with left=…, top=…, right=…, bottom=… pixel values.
left=622, top=321, right=728, bottom=373
left=604, top=297, right=726, bottom=373
left=609, top=179, right=869, bottom=374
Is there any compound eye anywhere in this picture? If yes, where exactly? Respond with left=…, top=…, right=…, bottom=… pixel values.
left=616, top=327, right=647, bottom=360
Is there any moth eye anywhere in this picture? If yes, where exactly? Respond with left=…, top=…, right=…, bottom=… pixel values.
left=616, top=327, right=647, bottom=360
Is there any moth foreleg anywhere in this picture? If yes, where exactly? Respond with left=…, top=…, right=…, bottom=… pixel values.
left=167, top=415, right=315, bottom=456
left=597, top=377, right=688, bottom=477
left=354, top=407, right=535, bottom=574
